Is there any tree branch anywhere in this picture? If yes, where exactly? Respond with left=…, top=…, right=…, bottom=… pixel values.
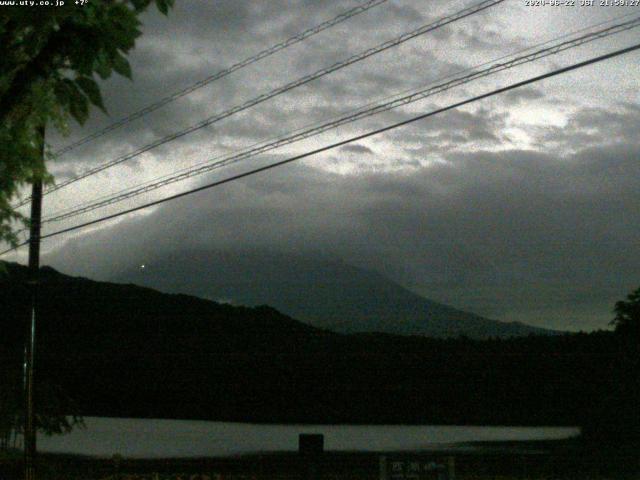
left=0, top=26, right=72, bottom=123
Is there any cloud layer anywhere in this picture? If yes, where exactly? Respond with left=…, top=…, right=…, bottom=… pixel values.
left=5, top=0, right=639, bottom=332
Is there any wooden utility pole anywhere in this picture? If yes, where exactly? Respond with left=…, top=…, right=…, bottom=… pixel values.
left=24, top=126, right=44, bottom=480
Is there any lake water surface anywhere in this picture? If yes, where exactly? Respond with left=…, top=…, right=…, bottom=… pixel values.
left=36, top=417, right=580, bottom=458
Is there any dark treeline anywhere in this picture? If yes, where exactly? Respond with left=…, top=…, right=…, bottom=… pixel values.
left=1, top=262, right=638, bottom=442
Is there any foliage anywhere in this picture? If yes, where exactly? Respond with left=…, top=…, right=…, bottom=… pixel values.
left=579, top=286, right=640, bottom=443
left=0, top=0, right=174, bottom=246
left=0, top=263, right=85, bottom=447
left=0, top=0, right=175, bottom=445
left=0, top=354, right=84, bottom=451
left=0, top=261, right=629, bottom=427
left=611, top=286, right=640, bottom=338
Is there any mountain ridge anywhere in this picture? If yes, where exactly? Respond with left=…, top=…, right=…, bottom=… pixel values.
left=0, top=260, right=620, bottom=427
left=112, top=249, right=558, bottom=339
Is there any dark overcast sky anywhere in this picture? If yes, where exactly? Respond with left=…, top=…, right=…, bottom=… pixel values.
left=5, top=0, right=640, bottom=331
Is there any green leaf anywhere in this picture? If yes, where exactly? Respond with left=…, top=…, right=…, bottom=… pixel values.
left=112, top=52, right=132, bottom=79
left=75, top=76, right=106, bottom=113
left=69, top=98, right=89, bottom=124
left=53, top=79, right=71, bottom=107
left=155, top=0, right=169, bottom=15
left=63, top=79, right=89, bottom=124
left=107, top=4, right=142, bottom=47
left=130, top=0, right=151, bottom=12
left=94, top=61, right=111, bottom=80
left=71, top=38, right=101, bottom=76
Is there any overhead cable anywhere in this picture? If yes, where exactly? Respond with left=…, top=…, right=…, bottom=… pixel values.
left=16, top=0, right=504, bottom=207
left=41, top=16, right=640, bottom=224
left=2, top=41, right=637, bottom=256
left=52, top=0, right=390, bottom=158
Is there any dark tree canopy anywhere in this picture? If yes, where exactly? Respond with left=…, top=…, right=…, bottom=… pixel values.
left=0, top=0, right=174, bottom=245
left=612, top=287, right=640, bottom=338
left=0, top=0, right=174, bottom=443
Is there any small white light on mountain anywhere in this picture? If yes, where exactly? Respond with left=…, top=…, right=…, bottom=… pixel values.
left=140, top=264, right=145, bottom=270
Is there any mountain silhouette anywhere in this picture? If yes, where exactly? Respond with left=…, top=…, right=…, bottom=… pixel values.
left=113, top=250, right=557, bottom=339
left=0, top=260, right=623, bottom=427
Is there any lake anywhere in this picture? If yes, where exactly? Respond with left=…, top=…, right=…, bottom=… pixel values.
left=35, top=417, right=580, bottom=458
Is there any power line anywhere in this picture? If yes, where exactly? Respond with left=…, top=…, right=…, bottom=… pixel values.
left=45, top=9, right=637, bottom=221
left=51, top=0, right=390, bottom=158
left=40, top=16, right=640, bottom=224
left=10, top=0, right=388, bottom=210
left=15, top=0, right=505, bottom=207
left=13, top=12, right=639, bottom=229
left=3, top=41, right=638, bottom=256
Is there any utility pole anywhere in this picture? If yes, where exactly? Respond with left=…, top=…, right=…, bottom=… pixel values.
left=24, top=125, right=44, bottom=480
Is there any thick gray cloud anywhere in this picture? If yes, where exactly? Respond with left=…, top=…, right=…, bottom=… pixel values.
left=340, top=144, right=374, bottom=155
left=533, top=103, right=640, bottom=151
left=40, top=132, right=640, bottom=332
left=5, top=0, right=640, bottom=333
left=501, top=87, right=545, bottom=105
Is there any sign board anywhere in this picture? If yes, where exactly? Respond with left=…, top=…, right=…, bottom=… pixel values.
left=380, top=455, right=454, bottom=480
left=298, top=433, right=324, bottom=455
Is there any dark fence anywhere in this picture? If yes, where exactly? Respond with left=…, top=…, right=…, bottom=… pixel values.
left=2, top=452, right=454, bottom=480
left=9, top=447, right=621, bottom=480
